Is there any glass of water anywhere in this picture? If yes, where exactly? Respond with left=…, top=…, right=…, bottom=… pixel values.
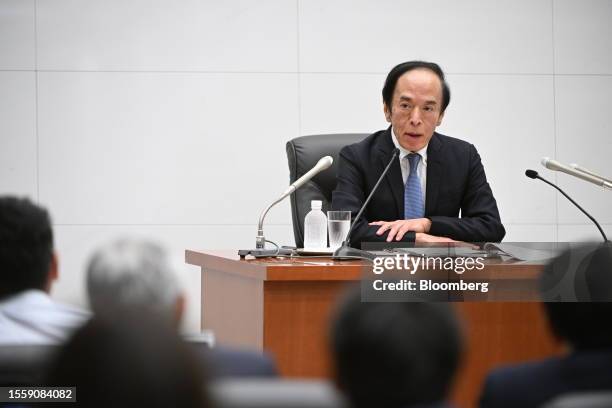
left=327, top=211, right=351, bottom=249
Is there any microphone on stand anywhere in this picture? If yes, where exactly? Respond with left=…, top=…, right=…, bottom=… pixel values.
left=333, top=148, right=400, bottom=260
left=541, top=157, right=612, bottom=190
left=569, top=163, right=612, bottom=185
left=238, top=156, right=334, bottom=258
left=525, top=169, right=608, bottom=242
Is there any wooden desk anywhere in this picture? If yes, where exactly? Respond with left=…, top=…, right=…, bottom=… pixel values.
left=186, top=249, right=561, bottom=408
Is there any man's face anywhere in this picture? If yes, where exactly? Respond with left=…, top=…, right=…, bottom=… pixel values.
left=384, top=68, right=445, bottom=151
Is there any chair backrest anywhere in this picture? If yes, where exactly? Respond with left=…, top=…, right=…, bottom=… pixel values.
left=0, top=345, right=60, bottom=386
left=542, top=392, right=612, bottom=408
left=210, top=379, right=347, bottom=408
left=286, top=134, right=368, bottom=248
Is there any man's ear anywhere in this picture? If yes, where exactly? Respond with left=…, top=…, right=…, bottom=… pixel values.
left=383, top=103, right=392, bottom=123
left=44, top=252, right=59, bottom=293
left=436, top=110, right=445, bottom=126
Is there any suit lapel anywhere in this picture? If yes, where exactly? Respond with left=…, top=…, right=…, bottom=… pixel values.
left=425, top=133, right=443, bottom=215
left=375, top=128, right=404, bottom=217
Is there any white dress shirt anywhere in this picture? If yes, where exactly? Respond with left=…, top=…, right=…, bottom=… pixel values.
left=391, top=127, right=428, bottom=203
left=0, top=290, right=89, bottom=345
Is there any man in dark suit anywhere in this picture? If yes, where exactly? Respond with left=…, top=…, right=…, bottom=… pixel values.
left=479, top=243, right=612, bottom=408
left=332, top=61, right=505, bottom=246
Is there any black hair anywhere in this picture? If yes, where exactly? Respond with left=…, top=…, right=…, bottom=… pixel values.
left=541, top=242, right=612, bottom=350
left=331, top=287, right=462, bottom=408
left=382, top=60, right=451, bottom=114
left=0, top=196, right=53, bottom=299
left=544, top=302, right=612, bottom=350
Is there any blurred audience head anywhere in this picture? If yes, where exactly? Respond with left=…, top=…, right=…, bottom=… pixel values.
left=86, top=239, right=183, bottom=323
left=0, top=196, right=56, bottom=300
left=47, top=311, right=209, bottom=408
left=541, top=242, right=612, bottom=350
left=331, top=287, right=463, bottom=408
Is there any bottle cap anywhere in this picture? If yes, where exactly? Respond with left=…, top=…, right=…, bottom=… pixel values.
left=311, top=200, right=322, bottom=209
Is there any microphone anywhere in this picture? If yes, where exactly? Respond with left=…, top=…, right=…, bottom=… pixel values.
left=333, top=148, right=400, bottom=260
left=541, top=157, right=612, bottom=190
left=525, top=169, right=608, bottom=242
left=238, top=156, right=334, bottom=258
left=281, top=156, right=334, bottom=199
left=569, top=163, right=612, bottom=184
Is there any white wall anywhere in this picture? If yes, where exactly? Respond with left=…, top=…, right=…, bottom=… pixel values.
left=1, top=0, right=611, bottom=332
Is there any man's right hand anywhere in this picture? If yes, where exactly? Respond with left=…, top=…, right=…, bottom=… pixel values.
left=369, top=218, right=432, bottom=241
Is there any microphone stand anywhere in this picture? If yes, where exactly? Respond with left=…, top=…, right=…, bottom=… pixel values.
left=237, top=193, right=294, bottom=258
left=542, top=158, right=612, bottom=190
left=525, top=169, right=608, bottom=242
left=333, top=148, right=400, bottom=260
left=239, top=156, right=333, bottom=258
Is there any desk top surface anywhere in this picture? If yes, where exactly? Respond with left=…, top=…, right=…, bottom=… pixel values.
left=185, top=249, right=545, bottom=282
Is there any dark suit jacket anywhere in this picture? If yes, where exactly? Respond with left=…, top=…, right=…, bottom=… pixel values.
left=331, top=128, right=505, bottom=246
left=478, top=350, right=612, bottom=408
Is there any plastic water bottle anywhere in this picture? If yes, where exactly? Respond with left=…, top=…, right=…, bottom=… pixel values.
left=304, top=200, right=328, bottom=249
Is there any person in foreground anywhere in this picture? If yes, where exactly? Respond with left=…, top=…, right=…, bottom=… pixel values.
left=0, top=196, right=88, bottom=345
left=479, top=242, right=612, bottom=408
left=86, top=238, right=278, bottom=378
left=331, top=287, right=463, bottom=408
left=46, top=311, right=211, bottom=408
left=331, top=61, right=505, bottom=247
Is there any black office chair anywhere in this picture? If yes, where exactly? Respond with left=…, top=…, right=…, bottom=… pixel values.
left=286, top=134, right=367, bottom=248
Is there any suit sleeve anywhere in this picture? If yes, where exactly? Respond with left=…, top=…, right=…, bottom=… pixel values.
left=332, top=145, right=415, bottom=247
left=428, top=144, right=505, bottom=242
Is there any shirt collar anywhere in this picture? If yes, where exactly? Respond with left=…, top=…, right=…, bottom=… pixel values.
left=390, top=127, right=428, bottom=164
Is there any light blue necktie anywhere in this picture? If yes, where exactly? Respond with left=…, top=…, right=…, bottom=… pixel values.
left=404, top=153, right=424, bottom=219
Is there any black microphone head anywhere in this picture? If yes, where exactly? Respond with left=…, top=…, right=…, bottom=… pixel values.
left=525, top=169, right=538, bottom=179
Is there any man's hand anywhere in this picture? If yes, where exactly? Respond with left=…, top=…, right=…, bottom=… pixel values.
left=369, top=218, right=432, bottom=242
